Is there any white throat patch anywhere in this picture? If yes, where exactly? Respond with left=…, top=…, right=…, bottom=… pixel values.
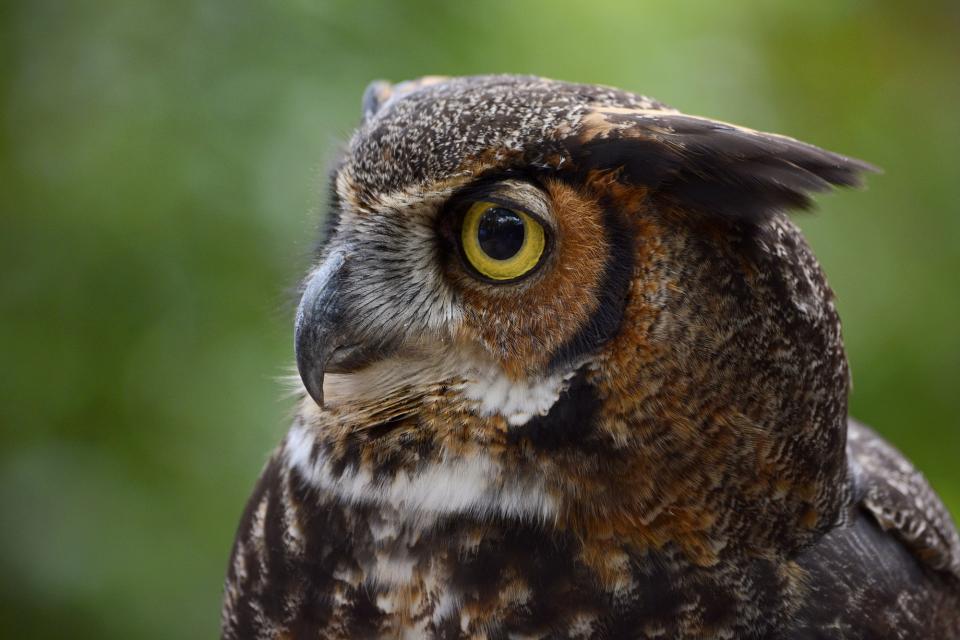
left=284, top=423, right=558, bottom=522
left=456, top=366, right=577, bottom=426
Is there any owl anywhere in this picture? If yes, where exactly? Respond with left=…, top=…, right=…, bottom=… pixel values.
left=221, top=76, right=960, bottom=639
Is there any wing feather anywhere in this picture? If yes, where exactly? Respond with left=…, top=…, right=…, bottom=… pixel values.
left=847, top=418, right=960, bottom=579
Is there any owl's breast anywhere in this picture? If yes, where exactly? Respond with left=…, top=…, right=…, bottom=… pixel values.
left=224, top=438, right=806, bottom=639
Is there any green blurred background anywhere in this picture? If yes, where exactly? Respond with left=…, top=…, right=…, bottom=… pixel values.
left=1, top=0, right=958, bottom=637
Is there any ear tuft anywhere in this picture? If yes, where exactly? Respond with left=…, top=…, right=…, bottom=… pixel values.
left=565, top=108, right=879, bottom=223
left=360, top=76, right=451, bottom=123
left=361, top=80, right=394, bottom=121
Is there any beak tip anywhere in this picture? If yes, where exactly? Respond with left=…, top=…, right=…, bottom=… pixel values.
left=295, top=337, right=327, bottom=409
left=302, top=367, right=325, bottom=409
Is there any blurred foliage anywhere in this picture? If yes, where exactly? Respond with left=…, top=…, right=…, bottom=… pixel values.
left=1, top=0, right=958, bottom=637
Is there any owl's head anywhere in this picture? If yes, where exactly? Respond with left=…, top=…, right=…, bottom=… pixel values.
left=293, top=76, right=874, bottom=554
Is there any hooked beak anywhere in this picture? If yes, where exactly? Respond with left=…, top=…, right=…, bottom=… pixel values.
left=294, top=249, right=379, bottom=407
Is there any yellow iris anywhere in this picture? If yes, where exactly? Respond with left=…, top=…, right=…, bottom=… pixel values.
left=461, top=201, right=546, bottom=281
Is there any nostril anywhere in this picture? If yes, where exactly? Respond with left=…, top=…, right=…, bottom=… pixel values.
left=325, top=343, right=376, bottom=374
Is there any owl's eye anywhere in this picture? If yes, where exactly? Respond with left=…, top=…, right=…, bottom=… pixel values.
left=460, top=201, right=546, bottom=281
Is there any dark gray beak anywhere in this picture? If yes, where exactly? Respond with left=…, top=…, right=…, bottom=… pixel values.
left=295, top=251, right=346, bottom=407
left=294, top=250, right=378, bottom=408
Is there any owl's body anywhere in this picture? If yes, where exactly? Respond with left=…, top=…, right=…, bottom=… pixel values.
left=222, top=76, right=960, bottom=639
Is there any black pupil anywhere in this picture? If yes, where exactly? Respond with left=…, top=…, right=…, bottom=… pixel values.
left=477, top=207, right=525, bottom=260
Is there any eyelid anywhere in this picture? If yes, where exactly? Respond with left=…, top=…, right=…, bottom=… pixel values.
left=445, top=178, right=555, bottom=231
left=460, top=196, right=549, bottom=229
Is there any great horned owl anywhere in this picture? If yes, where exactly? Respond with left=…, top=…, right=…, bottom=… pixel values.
left=221, top=75, right=960, bottom=639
